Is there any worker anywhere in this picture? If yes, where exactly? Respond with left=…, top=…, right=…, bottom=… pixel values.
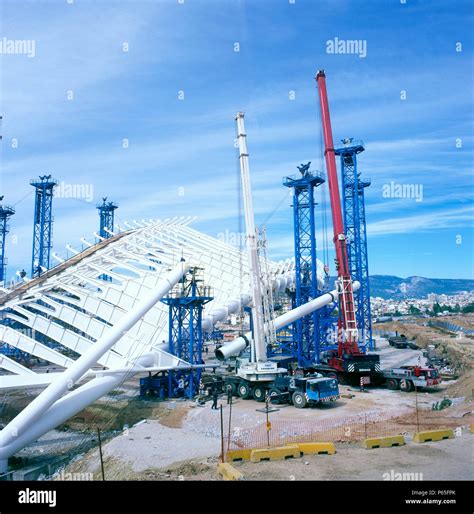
left=198, top=380, right=205, bottom=396
left=227, top=387, right=233, bottom=405
left=211, top=389, right=219, bottom=410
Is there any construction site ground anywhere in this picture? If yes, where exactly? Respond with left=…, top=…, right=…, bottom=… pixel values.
left=2, top=333, right=472, bottom=481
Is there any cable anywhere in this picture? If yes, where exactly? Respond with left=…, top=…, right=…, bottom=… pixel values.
left=12, top=190, right=34, bottom=207
left=261, top=190, right=290, bottom=227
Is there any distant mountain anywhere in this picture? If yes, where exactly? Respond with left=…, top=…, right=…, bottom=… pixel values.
left=368, top=275, right=474, bottom=299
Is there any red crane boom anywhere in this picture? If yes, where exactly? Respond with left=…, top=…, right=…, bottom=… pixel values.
left=315, top=70, right=361, bottom=364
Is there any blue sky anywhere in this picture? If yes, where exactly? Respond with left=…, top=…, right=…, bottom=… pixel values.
left=0, top=0, right=473, bottom=281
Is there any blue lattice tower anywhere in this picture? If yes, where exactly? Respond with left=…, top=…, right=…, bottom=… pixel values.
left=162, top=267, right=213, bottom=398
left=282, top=163, right=327, bottom=366
left=97, top=197, right=118, bottom=239
left=0, top=198, right=15, bottom=284
left=334, top=139, right=373, bottom=350
left=31, top=175, right=57, bottom=278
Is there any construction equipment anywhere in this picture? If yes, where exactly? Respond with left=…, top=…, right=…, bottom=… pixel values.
left=282, top=164, right=328, bottom=366
left=216, top=113, right=346, bottom=406
left=334, top=139, right=373, bottom=350
left=233, top=112, right=285, bottom=385
left=0, top=198, right=15, bottom=285
left=382, top=365, right=441, bottom=392
left=314, top=70, right=380, bottom=380
left=31, top=175, right=58, bottom=278
left=268, top=374, right=340, bottom=408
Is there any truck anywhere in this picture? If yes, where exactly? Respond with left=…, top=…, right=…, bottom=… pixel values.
left=388, top=334, right=419, bottom=350
left=300, top=353, right=382, bottom=385
left=382, top=365, right=442, bottom=392
left=388, top=334, right=409, bottom=349
left=223, top=370, right=339, bottom=407
left=268, top=374, right=340, bottom=408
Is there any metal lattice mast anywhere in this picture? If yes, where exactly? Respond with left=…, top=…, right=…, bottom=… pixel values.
left=30, top=175, right=57, bottom=278
left=283, top=163, right=325, bottom=366
left=162, top=267, right=213, bottom=398
left=334, top=139, right=373, bottom=350
left=0, top=198, right=15, bottom=285
left=97, top=197, right=118, bottom=239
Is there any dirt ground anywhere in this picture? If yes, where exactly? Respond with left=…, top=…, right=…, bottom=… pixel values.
left=233, top=431, right=473, bottom=481
left=374, top=316, right=473, bottom=375
left=56, top=391, right=472, bottom=481
left=3, top=330, right=472, bottom=481
left=60, top=425, right=473, bottom=482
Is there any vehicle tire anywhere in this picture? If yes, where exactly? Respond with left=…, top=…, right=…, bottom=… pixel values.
left=399, top=379, right=413, bottom=392
left=386, top=378, right=399, bottom=390
left=268, top=388, right=282, bottom=404
left=292, top=391, right=308, bottom=409
left=226, top=382, right=237, bottom=396
left=337, top=374, right=348, bottom=385
left=327, top=372, right=338, bottom=380
left=238, top=382, right=251, bottom=399
left=252, top=385, right=266, bottom=402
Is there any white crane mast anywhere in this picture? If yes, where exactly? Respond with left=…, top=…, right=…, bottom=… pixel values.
left=235, top=112, right=267, bottom=363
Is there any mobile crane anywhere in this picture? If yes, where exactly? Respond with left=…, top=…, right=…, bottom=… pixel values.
left=222, top=113, right=340, bottom=404
left=311, top=70, right=381, bottom=382
left=232, top=112, right=287, bottom=391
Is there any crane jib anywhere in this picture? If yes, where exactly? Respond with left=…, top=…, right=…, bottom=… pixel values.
left=315, top=70, right=359, bottom=358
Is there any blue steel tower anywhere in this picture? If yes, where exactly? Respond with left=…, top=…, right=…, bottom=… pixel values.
left=0, top=198, right=15, bottom=284
left=162, top=267, right=213, bottom=398
left=334, top=139, right=373, bottom=350
left=97, top=197, right=118, bottom=239
left=31, top=175, right=57, bottom=278
left=283, top=163, right=326, bottom=366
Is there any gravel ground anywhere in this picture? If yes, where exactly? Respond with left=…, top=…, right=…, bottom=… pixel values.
left=7, top=335, right=472, bottom=480
left=233, top=430, right=474, bottom=481
left=104, top=418, right=220, bottom=472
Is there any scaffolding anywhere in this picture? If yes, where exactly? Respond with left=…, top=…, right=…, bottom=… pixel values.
left=334, top=140, right=373, bottom=350
left=162, top=267, right=213, bottom=398
left=31, top=175, right=57, bottom=278
left=0, top=200, right=15, bottom=284
left=282, top=164, right=327, bottom=366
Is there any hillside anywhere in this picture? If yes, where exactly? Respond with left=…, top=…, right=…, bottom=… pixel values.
left=368, top=275, right=474, bottom=299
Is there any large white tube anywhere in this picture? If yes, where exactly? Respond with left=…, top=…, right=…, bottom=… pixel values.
left=201, top=293, right=252, bottom=332
left=0, top=353, right=218, bottom=471
left=215, top=282, right=360, bottom=361
left=0, top=351, right=156, bottom=471
left=0, top=261, right=189, bottom=454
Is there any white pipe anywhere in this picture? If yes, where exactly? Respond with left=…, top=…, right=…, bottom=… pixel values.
left=201, top=293, right=252, bottom=332
left=215, top=282, right=360, bottom=360
left=0, top=375, right=122, bottom=472
left=0, top=261, right=189, bottom=453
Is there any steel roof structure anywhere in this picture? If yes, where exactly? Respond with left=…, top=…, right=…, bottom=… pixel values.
left=0, top=216, right=301, bottom=470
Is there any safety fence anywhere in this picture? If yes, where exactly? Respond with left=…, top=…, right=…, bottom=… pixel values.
left=224, top=407, right=469, bottom=453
